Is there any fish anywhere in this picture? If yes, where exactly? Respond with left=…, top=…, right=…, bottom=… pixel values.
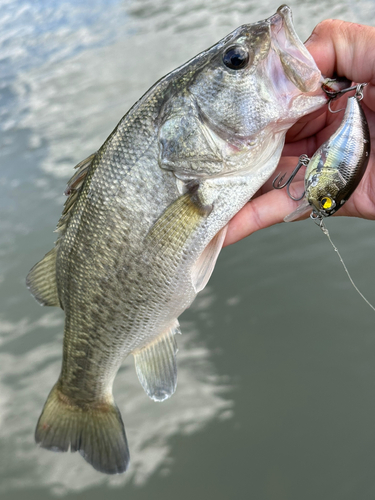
left=26, top=5, right=327, bottom=475
left=285, top=89, right=371, bottom=221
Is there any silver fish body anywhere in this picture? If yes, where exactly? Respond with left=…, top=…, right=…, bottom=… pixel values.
left=286, top=94, right=370, bottom=221
left=27, top=5, right=326, bottom=474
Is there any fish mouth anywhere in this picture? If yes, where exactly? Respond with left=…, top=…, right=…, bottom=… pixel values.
left=267, top=5, right=321, bottom=93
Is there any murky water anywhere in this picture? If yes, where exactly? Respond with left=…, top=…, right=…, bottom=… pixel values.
left=1, top=0, right=375, bottom=498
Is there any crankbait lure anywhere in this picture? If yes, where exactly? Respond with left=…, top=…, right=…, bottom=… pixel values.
left=273, top=83, right=370, bottom=221
left=273, top=83, right=375, bottom=312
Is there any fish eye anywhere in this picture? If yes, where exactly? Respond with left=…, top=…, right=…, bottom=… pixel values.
left=223, top=45, right=249, bottom=70
left=320, top=196, right=335, bottom=210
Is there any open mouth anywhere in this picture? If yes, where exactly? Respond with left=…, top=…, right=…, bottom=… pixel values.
left=268, top=5, right=321, bottom=93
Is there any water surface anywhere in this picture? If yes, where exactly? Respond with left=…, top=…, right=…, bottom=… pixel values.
left=1, top=1, right=375, bottom=498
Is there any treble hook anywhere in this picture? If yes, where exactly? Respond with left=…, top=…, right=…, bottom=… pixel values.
left=272, top=154, right=310, bottom=201
left=325, top=83, right=367, bottom=113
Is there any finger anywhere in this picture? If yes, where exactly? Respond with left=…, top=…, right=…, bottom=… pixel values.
left=223, top=180, right=306, bottom=247
left=305, top=20, right=375, bottom=111
left=285, top=106, right=327, bottom=145
left=285, top=106, right=342, bottom=148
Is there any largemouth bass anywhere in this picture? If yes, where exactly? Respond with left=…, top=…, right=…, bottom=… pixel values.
left=27, top=5, right=327, bottom=474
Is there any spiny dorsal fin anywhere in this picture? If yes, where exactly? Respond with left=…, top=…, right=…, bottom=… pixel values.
left=133, top=321, right=180, bottom=402
left=27, top=153, right=96, bottom=307
left=65, top=152, right=96, bottom=195
left=26, top=247, right=60, bottom=307
left=56, top=152, right=96, bottom=234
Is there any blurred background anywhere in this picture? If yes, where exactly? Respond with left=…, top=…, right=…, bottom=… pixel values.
left=1, top=0, right=375, bottom=498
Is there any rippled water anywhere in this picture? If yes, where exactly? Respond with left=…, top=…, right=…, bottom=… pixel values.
left=2, top=0, right=375, bottom=498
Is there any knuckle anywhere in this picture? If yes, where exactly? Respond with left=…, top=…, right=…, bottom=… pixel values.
left=310, top=19, right=343, bottom=39
left=248, top=200, right=263, bottom=233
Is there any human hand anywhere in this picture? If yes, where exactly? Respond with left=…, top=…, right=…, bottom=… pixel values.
left=224, top=20, right=375, bottom=247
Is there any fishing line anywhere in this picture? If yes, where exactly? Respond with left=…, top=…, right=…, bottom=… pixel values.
left=311, top=213, right=375, bottom=313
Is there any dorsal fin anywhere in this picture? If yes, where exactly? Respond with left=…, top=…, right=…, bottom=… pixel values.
left=26, top=152, right=96, bottom=308
left=64, top=153, right=96, bottom=195
left=56, top=152, right=96, bottom=234
left=26, top=247, right=60, bottom=307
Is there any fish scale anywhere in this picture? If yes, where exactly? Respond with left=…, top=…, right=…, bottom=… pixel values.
left=27, top=5, right=328, bottom=475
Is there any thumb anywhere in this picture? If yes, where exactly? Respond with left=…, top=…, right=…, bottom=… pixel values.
left=305, top=19, right=375, bottom=112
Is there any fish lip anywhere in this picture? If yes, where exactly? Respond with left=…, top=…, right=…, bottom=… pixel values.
left=266, top=5, right=322, bottom=93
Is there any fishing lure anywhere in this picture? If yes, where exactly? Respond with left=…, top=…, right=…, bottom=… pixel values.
left=273, top=83, right=375, bottom=312
left=273, top=83, right=371, bottom=222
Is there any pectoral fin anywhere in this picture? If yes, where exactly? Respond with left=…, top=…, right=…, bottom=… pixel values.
left=133, top=321, right=180, bottom=402
left=146, top=189, right=210, bottom=257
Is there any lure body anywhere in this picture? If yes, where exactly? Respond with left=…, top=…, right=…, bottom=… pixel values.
left=285, top=93, right=371, bottom=221
left=306, top=95, right=370, bottom=216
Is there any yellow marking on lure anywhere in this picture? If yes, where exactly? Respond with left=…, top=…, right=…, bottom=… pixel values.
left=321, top=196, right=333, bottom=210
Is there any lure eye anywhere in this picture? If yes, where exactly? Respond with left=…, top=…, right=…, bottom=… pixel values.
left=320, top=196, right=335, bottom=210
left=223, top=46, right=249, bottom=70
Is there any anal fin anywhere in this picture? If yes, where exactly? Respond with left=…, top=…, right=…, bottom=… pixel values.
left=133, top=321, right=180, bottom=402
left=26, top=247, right=60, bottom=307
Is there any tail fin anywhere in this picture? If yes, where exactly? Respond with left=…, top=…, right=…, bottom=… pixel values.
left=35, top=384, right=129, bottom=475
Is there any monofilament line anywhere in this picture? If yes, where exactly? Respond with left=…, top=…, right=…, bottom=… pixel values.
left=319, top=218, right=375, bottom=313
